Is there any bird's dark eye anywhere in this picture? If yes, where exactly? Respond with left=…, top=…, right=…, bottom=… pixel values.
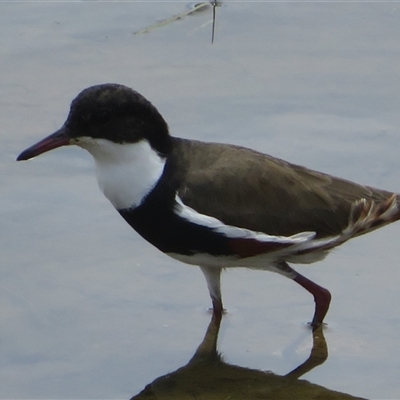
left=79, top=109, right=111, bottom=125
left=93, top=109, right=112, bottom=125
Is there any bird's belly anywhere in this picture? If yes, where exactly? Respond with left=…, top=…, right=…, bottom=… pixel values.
left=167, top=247, right=330, bottom=270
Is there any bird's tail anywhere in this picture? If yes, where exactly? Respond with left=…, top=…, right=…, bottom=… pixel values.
left=346, top=193, right=400, bottom=238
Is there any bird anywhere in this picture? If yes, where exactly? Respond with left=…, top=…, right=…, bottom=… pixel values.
left=17, top=83, right=400, bottom=329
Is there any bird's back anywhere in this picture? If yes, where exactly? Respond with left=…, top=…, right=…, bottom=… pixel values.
left=169, top=138, right=398, bottom=239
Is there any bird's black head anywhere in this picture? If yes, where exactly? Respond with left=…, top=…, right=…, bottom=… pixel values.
left=67, top=84, right=171, bottom=151
left=17, top=83, right=172, bottom=161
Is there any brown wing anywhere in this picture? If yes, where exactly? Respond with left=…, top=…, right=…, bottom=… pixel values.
left=170, top=138, right=394, bottom=238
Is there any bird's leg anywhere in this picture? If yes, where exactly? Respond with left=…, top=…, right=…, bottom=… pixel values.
left=294, top=272, right=331, bottom=328
left=277, top=262, right=331, bottom=329
left=199, top=266, right=224, bottom=321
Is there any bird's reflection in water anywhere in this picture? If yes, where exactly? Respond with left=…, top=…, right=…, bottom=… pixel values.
left=131, top=315, right=366, bottom=400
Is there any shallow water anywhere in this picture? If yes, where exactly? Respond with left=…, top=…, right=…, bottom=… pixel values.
left=2, top=2, right=400, bottom=399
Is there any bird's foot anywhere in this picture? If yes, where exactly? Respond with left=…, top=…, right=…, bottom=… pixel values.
left=307, top=320, right=329, bottom=331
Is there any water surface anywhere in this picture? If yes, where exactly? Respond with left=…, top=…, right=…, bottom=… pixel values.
left=2, top=2, right=400, bottom=399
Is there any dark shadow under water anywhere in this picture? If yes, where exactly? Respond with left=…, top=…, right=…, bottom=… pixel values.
left=130, top=314, right=366, bottom=399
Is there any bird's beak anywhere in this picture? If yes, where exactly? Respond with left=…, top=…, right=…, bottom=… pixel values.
left=17, top=126, right=72, bottom=161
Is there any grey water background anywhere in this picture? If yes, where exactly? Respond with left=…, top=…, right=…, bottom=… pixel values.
left=2, top=1, right=400, bottom=398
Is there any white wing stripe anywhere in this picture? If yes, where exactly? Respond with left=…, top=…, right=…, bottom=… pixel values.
left=174, top=196, right=316, bottom=245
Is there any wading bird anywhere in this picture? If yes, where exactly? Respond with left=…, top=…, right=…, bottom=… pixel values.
left=17, top=84, right=400, bottom=328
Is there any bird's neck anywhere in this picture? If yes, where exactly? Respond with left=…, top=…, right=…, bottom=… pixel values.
left=78, top=138, right=166, bottom=210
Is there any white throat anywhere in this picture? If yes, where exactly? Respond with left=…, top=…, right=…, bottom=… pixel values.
left=77, top=137, right=166, bottom=210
